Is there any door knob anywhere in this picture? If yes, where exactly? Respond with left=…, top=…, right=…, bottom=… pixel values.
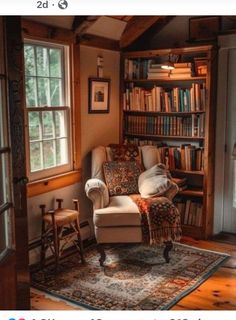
left=232, top=143, right=236, bottom=160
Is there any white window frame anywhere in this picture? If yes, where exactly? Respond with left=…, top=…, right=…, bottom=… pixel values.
left=24, top=39, right=73, bottom=181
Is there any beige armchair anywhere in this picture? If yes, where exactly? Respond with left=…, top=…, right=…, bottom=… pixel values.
left=85, top=145, right=180, bottom=266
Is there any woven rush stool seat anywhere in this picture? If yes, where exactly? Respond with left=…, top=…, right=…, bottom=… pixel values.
left=40, top=198, right=85, bottom=269
left=43, top=209, right=79, bottom=227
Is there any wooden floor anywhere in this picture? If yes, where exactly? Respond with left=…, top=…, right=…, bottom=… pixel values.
left=31, top=237, right=236, bottom=310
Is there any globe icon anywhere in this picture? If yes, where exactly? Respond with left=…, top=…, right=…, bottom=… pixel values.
left=58, top=0, right=68, bottom=9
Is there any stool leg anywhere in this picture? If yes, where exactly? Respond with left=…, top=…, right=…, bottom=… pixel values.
left=75, top=216, right=85, bottom=264
left=73, top=199, right=85, bottom=264
left=49, top=210, right=59, bottom=271
left=40, top=204, right=46, bottom=268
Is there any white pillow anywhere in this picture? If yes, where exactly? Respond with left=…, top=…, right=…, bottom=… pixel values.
left=138, top=164, right=172, bottom=198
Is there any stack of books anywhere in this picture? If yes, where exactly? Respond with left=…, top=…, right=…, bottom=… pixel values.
left=169, top=62, right=193, bottom=79
left=147, top=63, right=169, bottom=79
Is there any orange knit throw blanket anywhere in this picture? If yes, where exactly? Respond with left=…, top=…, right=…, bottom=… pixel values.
left=130, top=195, right=182, bottom=245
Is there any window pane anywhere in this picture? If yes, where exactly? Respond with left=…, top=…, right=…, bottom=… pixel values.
left=0, top=154, right=5, bottom=206
left=50, top=79, right=62, bottom=106
left=0, top=153, right=10, bottom=206
left=55, top=110, right=67, bottom=138
left=29, top=111, right=41, bottom=141
left=49, top=48, right=62, bottom=77
left=0, top=210, right=13, bottom=258
left=37, top=78, right=49, bottom=106
left=0, top=211, right=7, bottom=254
left=25, top=77, right=37, bottom=107
left=56, top=138, right=68, bottom=165
left=30, top=142, right=43, bottom=172
left=42, top=111, right=54, bottom=139
left=36, top=46, right=49, bottom=77
left=0, top=83, right=4, bottom=147
left=24, top=45, right=36, bottom=76
left=43, top=140, right=56, bottom=168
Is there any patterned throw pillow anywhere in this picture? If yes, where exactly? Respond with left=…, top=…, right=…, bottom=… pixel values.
left=103, top=161, right=141, bottom=196
left=109, top=144, right=141, bottom=163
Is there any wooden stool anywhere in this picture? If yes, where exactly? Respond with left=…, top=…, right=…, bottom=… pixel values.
left=40, top=198, right=85, bottom=269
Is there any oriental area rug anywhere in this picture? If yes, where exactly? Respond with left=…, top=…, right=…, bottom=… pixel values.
left=31, top=243, right=229, bottom=310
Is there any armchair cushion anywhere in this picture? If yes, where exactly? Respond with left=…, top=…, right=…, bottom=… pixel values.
left=138, top=163, right=172, bottom=198
left=103, top=160, right=142, bottom=196
left=94, top=195, right=141, bottom=227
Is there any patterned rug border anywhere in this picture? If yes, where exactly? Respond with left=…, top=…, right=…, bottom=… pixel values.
left=31, top=243, right=230, bottom=310
left=161, top=243, right=230, bottom=309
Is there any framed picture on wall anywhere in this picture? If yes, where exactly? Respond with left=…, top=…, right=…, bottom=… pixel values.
left=189, top=16, right=221, bottom=41
left=88, top=78, right=110, bottom=113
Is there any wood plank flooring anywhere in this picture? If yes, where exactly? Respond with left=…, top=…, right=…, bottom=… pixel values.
left=31, top=237, right=236, bottom=310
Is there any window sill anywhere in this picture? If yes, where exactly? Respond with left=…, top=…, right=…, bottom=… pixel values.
left=27, top=169, right=81, bottom=198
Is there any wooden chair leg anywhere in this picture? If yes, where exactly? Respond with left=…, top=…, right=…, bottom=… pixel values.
left=97, top=244, right=106, bottom=267
left=163, top=241, right=173, bottom=263
left=40, top=204, right=46, bottom=268
left=75, top=217, right=85, bottom=264
left=49, top=210, right=59, bottom=270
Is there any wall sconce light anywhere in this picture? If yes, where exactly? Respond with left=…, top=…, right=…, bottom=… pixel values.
left=97, top=55, right=104, bottom=78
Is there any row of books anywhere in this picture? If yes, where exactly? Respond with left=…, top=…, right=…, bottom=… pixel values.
left=124, top=138, right=163, bottom=146
left=158, top=145, right=204, bottom=172
left=175, top=199, right=203, bottom=227
left=124, top=59, right=206, bottom=80
left=147, top=62, right=193, bottom=80
left=123, top=139, right=204, bottom=171
left=124, top=114, right=205, bottom=138
left=123, top=83, right=206, bottom=112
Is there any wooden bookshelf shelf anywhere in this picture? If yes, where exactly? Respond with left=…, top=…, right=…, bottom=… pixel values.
left=121, top=45, right=217, bottom=239
left=178, top=188, right=204, bottom=197
left=172, top=169, right=204, bottom=175
left=124, top=133, right=205, bottom=141
left=124, top=77, right=207, bottom=83
left=124, top=110, right=206, bottom=116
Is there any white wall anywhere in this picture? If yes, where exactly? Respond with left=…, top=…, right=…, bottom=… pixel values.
left=79, top=45, right=120, bottom=220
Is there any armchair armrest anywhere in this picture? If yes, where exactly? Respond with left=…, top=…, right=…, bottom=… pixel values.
left=85, top=178, right=109, bottom=210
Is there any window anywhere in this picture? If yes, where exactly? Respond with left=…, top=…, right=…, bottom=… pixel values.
left=24, top=41, right=72, bottom=181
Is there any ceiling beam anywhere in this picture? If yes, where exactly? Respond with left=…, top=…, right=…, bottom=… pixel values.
left=72, top=16, right=98, bottom=34
left=72, top=16, right=88, bottom=31
left=120, top=16, right=163, bottom=49
left=78, top=34, right=120, bottom=51
left=120, top=16, right=175, bottom=49
left=126, top=16, right=175, bottom=51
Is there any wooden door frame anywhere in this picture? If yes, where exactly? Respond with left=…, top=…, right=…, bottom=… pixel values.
left=214, top=34, right=236, bottom=234
left=5, top=16, right=30, bottom=310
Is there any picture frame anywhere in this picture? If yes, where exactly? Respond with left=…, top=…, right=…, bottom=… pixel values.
left=88, top=78, right=110, bottom=113
left=189, top=16, right=221, bottom=42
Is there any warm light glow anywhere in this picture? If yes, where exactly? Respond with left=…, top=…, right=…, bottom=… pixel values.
left=161, top=62, right=175, bottom=70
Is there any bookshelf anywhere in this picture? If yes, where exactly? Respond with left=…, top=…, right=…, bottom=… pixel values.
left=120, top=45, right=217, bottom=239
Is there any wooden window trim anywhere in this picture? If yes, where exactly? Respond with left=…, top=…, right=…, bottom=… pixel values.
left=22, top=19, right=81, bottom=196
left=27, top=169, right=81, bottom=197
